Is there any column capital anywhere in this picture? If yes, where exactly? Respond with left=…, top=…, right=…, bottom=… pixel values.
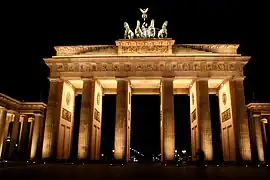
left=48, top=77, right=62, bottom=82
left=196, top=77, right=209, bottom=81
left=34, top=112, right=43, bottom=117
left=7, top=110, right=19, bottom=115
left=260, top=118, right=268, bottom=124
left=231, top=76, right=245, bottom=81
left=253, top=114, right=261, bottom=118
left=161, top=76, right=175, bottom=80
left=28, top=117, right=35, bottom=122
left=0, top=106, right=7, bottom=111
left=115, top=76, right=129, bottom=81
left=81, top=76, right=95, bottom=81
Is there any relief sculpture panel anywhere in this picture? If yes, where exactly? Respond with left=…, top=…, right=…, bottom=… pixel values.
left=94, top=108, right=101, bottom=122
left=221, top=108, right=231, bottom=123
left=62, top=108, right=72, bottom=122
left=51, top=61, right=245, bottom=75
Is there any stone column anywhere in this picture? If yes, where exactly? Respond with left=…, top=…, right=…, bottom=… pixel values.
left=27, top=118, right=34, bottom=158
left=30, top=113, right=43, bottom=160
left=255, top=116, right=265, bottom=162
left=8, top=112, right=20, bottom=160
left=0, top=107, right=7, bottom=159
left=229, top=78, right=251, bottom=162
left=250, top=114, right=265, bottom=163
left=265, top=117, right=270, bottom=163
left=261, top=120, right=268, bottom=147
left=189, top=79, right=213, bottom=161
left=19, top=115, right=29, bottom=160
left=78, top=78, right=95, bottom=160
left=114, top=78, right=131, bottom=162
left=160, top=77, right=175, bottom=162
left=42, top=78, right=63, bottom=160
left=261, top=119, right=268, bottom=163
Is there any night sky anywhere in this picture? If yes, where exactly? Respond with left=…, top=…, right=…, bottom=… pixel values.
left=1, top=1, right=268, bottom=160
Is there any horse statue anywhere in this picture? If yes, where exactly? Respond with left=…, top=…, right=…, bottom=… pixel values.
left=158, top=21, right=168, bottom=38
left=124, top=22, right=134, bottom=39
left=141, top=21, right=148, bottom=38
left=135, top=20, right=143, bottom=38
left=147, top=19, right=156, bottom=38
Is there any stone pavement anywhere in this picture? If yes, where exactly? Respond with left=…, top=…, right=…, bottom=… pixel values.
left=0, top=163, right=269, bottom=180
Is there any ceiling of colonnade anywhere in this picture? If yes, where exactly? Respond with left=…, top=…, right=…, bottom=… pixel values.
left=69, top=78, right=223, bottom=89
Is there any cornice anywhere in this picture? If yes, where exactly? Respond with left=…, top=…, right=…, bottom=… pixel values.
left=45, top=55, right=248, bottom=62
left=0, top=93, right=47, bottom=114
left=181, top=44, right=240, bottom=54
left=53, top=43, right=241, bottom=57
left=55, top=45, right=116, bottom=56
left=246, top=103, right=270, bottom=114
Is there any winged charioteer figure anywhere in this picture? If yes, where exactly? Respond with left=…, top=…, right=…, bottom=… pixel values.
left=139, top=8, right=148, bottom=21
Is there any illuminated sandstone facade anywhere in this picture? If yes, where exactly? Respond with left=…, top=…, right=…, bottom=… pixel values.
left=0, top=93, right=46, bottom=160
left=43, top=38, right=257, bottom=163
left=247, top=103, right=270, bottom=163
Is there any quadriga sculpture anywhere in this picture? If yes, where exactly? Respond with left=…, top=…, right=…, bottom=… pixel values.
left=158, top=21, right=168, bottom=38
left=124, top=22, right=134, bottom=39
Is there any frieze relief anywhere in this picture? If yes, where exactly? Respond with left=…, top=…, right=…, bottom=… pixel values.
left=50, top=61, right=244, bottom=73
left=62, top=108, right=72, bottom=122
left=94, top=108, right=101, bottom=122
left=221, top=108, right=231, bottom=123
left=121, top=46, right=169, bottom=54
left=191, top=109, right=196, bottom=122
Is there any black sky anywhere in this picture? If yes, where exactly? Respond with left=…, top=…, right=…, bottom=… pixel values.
left=1, top=1, right=269, bottom=159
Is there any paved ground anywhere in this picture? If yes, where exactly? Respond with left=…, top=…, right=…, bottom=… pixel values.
left=0, top=163, right=269, bottom=180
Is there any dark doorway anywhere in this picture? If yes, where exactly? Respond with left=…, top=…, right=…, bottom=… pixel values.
left=131, top=95, right=160, bottom=163
left=174, top=95, right=191, bottom=156
left=100, top=95, right=116, bottom=162
left=209, top=94, right=223, bottom=163
left=71, top=94, right=82, bottom=161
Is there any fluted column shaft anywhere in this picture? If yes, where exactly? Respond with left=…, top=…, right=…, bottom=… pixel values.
left=19, top=115, right=29, bottom=160
left=78, top=78, right=95, bottom=160
left=9, top=112, right=20, bottom=160
left=230, top=78, right=251, bottom=162
left=160, top=78, right=175, bottom=162
left=42, top=79, right=63, bottom=160
left=30, top=113, right=43, bottom=160
left=114, top=78, right=130, bottom=162
left=190, top=79, right=212, bottom=161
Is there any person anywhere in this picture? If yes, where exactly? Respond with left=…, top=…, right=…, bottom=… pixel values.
left=196, top=149, right=205, bottom=167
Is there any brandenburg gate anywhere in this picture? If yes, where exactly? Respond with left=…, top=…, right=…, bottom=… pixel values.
left=0, top=9, right=269, bottom=164
left=42, top=37, right=253, bottom=163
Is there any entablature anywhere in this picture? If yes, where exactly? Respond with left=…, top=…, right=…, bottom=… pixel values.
left=0, top=93, right=47, bottom=114
left=246, top=103, right=270, bottom=115
left=46, top=56, right=248, bottom=78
